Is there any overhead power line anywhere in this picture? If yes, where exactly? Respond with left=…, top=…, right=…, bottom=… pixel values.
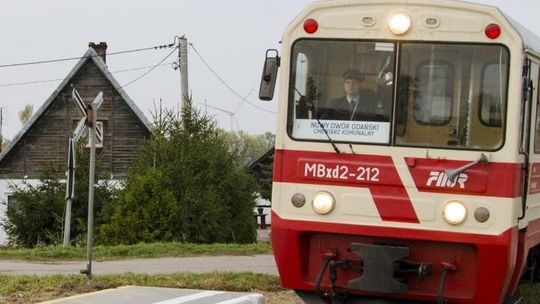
left=120, top=46, right=179, bottom=88
left=0, top=77, right=64, bottom=88
left=0, top=62, right=174, bottom=88
left=0, top=43, right=175, bottom=69
left=189, top=43, right=276, bottom=114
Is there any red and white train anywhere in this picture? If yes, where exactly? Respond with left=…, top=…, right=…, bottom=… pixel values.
left=259, top=0, right=540, bottom=303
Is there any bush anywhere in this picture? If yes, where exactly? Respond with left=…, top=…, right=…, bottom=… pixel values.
left=1, top=146, right=117, bottom=248
left=98, top=168, right=178, bottom=244
left=98, top=102, right=258, bottom=244
left=2, top=173, right=64, bottom=247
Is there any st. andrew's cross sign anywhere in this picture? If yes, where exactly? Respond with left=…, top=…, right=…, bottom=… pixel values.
left=65, top=88, right=103, bottom=200
left=63, top=87, right=103, bottom=272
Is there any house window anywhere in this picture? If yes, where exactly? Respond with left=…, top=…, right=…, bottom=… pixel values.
left=7, top=195, right=19, bottom=212
left=85, top=121, right=104, bottom=148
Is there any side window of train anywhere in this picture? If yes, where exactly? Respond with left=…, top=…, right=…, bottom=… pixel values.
left=480, top=63, right=506, bottom=127
left=413, top=61, right=454, bottom=125
left=533, top=64, right=540, bottom=153
left=294, top=53, right=311, bottom=119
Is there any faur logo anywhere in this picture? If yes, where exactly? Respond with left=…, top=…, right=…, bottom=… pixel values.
left=426, top=171, right=468, bottom=189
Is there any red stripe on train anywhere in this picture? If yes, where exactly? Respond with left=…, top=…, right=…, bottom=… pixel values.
left=274, top=149, right=419, bottom=223
left=404, top=157, right=523, bottom=198
left=274, top=149, right=524, bottom=223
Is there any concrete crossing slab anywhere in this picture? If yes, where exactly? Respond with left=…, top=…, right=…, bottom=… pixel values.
left=40, top=286, right=265, bottom=304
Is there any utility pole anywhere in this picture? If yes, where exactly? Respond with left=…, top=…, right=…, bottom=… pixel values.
left=179, top=36, right=189, bottom=112
left=0, top=107, right=4, bottom=151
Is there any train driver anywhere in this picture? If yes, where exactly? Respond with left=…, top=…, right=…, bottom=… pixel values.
left=319, top=69, right=383, bottom=121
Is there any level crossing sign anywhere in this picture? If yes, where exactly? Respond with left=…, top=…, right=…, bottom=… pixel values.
left=65, top=89, right=103, bottom=199
left=63, top=88, right=103, bottom=252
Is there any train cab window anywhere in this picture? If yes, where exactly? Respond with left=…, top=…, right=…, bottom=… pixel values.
left=288, top=40, right=395, bottom=145
left=396, top=43, right=508, bottom=150
left=413, top=61, right=454, bottom=125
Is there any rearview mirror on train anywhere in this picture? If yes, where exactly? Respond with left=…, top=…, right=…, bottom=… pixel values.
left=259, top=49, right=280, bottom=101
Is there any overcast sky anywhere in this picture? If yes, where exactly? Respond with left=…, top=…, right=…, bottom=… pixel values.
left=0, top=0, right=538, bottom=140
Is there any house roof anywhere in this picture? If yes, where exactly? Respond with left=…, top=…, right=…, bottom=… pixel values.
left=249, top=147, right=275, bottom=171
left=0, top=48, right=152, bottom=163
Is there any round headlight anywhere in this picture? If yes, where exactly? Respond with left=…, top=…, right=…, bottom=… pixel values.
left=442, top=201, right=467, bottom=225
left=388, top=13, right=412, bottom=35
left=312, top=192, right=335, bottom=215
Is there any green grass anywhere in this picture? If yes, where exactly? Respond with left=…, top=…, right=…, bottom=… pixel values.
left=0, top=242, right=272, bottom=261
left=0, top=272, right=283, bottom=303
left=0, top=272, right=538, bottom=303
left=517, top=282, right=540, bottom=303
left=2, top=242, right=539, bottom=303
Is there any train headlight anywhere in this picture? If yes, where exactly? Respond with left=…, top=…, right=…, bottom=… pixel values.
left=312, top=192, right=335, bottom=215
left=388, top=13, right=411, bottom=35
left=442, top=201, right=467, bottom=225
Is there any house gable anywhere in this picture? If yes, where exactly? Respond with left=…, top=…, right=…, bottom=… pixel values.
left=0, top=48, right=152, bottom=179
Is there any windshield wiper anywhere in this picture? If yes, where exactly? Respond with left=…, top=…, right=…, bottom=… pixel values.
left=444, top=154, right=489, bottom=182
left=316, top=116, right=340, bottom=154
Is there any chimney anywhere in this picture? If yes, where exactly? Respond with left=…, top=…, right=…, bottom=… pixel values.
left=88, top=42, right=108, bottom=64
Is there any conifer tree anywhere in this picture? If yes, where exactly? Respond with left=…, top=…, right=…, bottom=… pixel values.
left=98, top=101, right=258, bottom=244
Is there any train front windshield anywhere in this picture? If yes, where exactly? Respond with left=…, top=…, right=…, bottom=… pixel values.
left=288, top=40, right=509, bottom=150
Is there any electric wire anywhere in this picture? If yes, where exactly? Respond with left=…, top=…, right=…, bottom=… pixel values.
left=0, top=62, right=174, bottom=88
left=233, top=86, right=255, bottom=113
left=0, top=44, right=175, bottom=69
left=120, top=46, right=179, bottom=88
left=189, top=43, right=276, bottom=114
left=0, top=78, right=64, bottom=88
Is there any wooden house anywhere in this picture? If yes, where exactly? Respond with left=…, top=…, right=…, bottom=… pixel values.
left=249, top=147, right=274, bottom=228
left=0, top=42, right=152, bottom=244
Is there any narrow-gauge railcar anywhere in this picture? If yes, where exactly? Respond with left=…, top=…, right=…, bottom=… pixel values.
left=259, top=0, right=540, bottom=303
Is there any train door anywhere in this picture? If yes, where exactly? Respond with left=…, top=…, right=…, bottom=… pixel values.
left=526, top=58, right=540, bottom=223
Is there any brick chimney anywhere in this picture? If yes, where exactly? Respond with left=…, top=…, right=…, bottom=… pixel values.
left=88, top=42, right=108, bottom=64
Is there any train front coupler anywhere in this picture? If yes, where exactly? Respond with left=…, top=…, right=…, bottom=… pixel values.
left=314, top=244, right=434, bottom=303
left=348, top=243, right=433, bottom=294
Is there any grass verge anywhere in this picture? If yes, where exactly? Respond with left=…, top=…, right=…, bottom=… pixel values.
left=517, top=282, right=540, bottom=303
left=0, top=242, right=272, bottom=261
left=0, top=272, right=283, bottom=304
left=0, top=272, right=538, bottom=303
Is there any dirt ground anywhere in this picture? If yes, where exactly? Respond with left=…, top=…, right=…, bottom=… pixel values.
left=263, top=290, right=304, bottom=304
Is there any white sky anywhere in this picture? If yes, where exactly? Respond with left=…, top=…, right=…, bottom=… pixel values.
left=0, top=0, right=538, bottom=140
